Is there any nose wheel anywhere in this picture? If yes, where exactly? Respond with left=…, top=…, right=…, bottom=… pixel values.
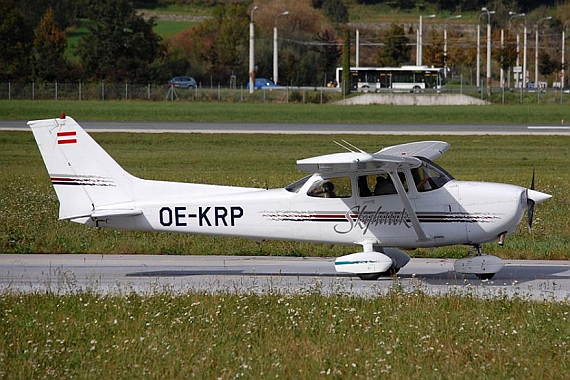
left=454, top=245, right=504, bottom=280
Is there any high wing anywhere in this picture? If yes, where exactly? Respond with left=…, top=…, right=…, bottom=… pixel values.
left=296, top=141, right=449, bottom=174
left=296, top=152, right=422, bottom=174
left=375, top=141, right=450, bottom=161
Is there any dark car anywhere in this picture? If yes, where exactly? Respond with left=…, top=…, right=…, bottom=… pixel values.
left=167, top=76, right=197, bottom=89
left=246, top=78, right=277, bottom=89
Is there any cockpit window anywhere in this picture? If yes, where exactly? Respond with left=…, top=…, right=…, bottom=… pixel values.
left=358, top=172, right=408, bottom=197
left=307, top=176, right=352, bottom=198
left=412, top=157, right=454, bottom=192
left=286, top=175, right=311, bottom=193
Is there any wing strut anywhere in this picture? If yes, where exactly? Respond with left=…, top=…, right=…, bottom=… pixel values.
left=388, top=169, right=431, bottom=242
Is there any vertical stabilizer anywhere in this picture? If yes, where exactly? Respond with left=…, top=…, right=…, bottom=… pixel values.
left=28, top=116, right=136, bottom=220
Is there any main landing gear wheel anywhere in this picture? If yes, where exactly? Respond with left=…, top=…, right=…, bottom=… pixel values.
left=475, top=273, right=496, bottom=280
left=357, top=266, right=400, bottom=281
left=454, top=245, right=505, bottom=280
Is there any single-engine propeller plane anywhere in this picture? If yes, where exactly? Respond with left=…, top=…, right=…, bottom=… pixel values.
left=29, top=116, right=552, bottom=280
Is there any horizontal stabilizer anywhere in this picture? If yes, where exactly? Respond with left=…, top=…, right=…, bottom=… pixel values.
left=90, top=209, right=142, bottom=219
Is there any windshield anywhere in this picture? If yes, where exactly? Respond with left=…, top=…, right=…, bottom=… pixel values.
left=412, top=157, right=454, bottom=192
left=285, top=175, right=311, bottom=193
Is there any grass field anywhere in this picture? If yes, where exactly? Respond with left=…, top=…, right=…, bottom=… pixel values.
left=153, top=20, right=198, bottom=39
left=2, top=100, right=570, bottom=124
left=2, top=291, right=569, bottom=379
left=65, top=18, right=196, bottom=60
left=1, top=131, right=568, bottom=259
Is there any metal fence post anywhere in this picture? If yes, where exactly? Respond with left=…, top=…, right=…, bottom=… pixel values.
left=101, top=81, right=105, bottom=100
left=286, top=86, right=289, bottom=103
left=79, top=81, right=82, bottom=101
left=320, top=87, right=323, bottom=104
left=240, top=85, right=243, bottom=102
left=8, top=81, right=10, bottom=100
left=218, top=84, right=221, bottom=101
left=32, top=81, right=34, bottom=100
left=148, top=82, right=151, bottom=100
left=55, top=81, right=58, bottom=100
left=125, top=81, right=128, bottom=100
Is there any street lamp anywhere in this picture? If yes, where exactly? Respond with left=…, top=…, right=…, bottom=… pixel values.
left=273, top=11, right=289, bottom=86
left=508, top=12, right=526, bottom=89
left=535, top=16, right=552, bottom=89
left=481, top=7, right=494, bottom=96
left=444, top=15, right=461, bottom=79
left=248, top=5, right=259, bottom=94
left=417, top=14, right=436, bottom=66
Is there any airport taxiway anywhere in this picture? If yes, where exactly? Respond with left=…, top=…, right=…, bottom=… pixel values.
left=2, top=120, right=570, bottom=135
left=1, top=254, right=569, bottom=301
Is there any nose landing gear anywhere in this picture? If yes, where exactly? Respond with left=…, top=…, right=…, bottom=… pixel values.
left=454, top=245, right=505, bottom=280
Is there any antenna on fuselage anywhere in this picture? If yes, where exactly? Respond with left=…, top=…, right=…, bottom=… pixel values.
left=333, top=140, right=368, bottom=154
left=333, top=140, right=354, bottom=152
left=341, top=140, right=367, bottom=154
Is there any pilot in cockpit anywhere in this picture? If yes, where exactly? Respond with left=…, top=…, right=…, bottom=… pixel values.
left=374, top=175, right=396, bottom=195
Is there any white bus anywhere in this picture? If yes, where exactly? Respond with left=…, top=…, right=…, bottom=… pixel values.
left=335, top=66, right=445, bottom=92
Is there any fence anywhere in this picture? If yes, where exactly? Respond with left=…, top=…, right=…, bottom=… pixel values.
left=0, top=81, right=342, bottom=104
left=1, top=81, right=569, bottom=104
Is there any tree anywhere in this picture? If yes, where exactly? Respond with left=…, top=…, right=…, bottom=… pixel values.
left=538, top=50, right=559, bottom=77
left=322, top=0, right=348, bottom=24
left=423, top=30, right=444, bottom=67
left=0, top=0, right=32, bottom=80
left=33, top=8, right=67, bottom=81
left=374, top=24, right=411, bottom=67
left=170, top=3, right=249, bottom=84
left=77, top=0, right=161, bottom=82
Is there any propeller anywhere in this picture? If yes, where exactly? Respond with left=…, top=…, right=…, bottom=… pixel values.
left=525, top=169, right=552, bottom=233
left=526, top=169, right=535, bottom=232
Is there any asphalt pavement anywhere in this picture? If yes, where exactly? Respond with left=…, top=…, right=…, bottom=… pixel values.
left=2, top=120, right=570, bottom=135
left=2, top=254, right=569, bottom=301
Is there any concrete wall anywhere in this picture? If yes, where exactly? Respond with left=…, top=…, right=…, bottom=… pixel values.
left=335, top=94, right=489, bottom=106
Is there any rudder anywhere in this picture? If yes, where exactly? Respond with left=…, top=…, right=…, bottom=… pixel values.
left=28, top=116, right=136, bottom=220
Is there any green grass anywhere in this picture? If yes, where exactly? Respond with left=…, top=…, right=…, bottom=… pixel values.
left=1, top=132, right=568, bottom=259
left=2, top=100, right=570, bottom=124
left=1, top=291, right=569, bottom=379
left=137, top=3, right=215, bottom=16
left=153, top=20, right=197, bottom=39
left=64, top=18, right=89, bottom=61
left=64, top=18, right=197, bottom=60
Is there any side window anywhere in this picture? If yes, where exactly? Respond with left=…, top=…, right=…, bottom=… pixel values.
left=358, top=172, right=407, bottom=197
left=307, top=177, right=352, bottom=198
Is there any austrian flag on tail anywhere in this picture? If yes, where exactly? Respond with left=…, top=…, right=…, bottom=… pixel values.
left=57, top=131, right=76, bottom=144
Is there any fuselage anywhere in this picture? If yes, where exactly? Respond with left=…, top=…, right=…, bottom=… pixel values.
left=86, top=160, right=528, bottom=249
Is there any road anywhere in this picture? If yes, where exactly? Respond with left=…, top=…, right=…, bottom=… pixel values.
left=1, top=120, right=570, bottom=135
left=2, top=254, right=569, bottom=301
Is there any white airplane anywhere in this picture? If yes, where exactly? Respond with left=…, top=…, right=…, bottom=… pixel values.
left=29, top=115, right=552, bottom=280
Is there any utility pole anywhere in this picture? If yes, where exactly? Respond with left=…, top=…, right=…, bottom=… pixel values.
left=509, top=12, right=526, bottom=89
left=535, top=16, right=552, bottom=89
left=563, top=21, right=568, bottom=89
left=418, top=14, right=435, bottom=66
left=273, top=10, right=289, bottom=86
left=444, top=15, right=462, bottom=79
left=249, top=5, right=259, bottom=94
left=481, top=7, right=494, bottom=97
left=356, top=30, right=360, bottom=68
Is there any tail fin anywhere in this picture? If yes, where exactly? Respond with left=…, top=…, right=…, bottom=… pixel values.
left=28, top=116, right=137, bottom=220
